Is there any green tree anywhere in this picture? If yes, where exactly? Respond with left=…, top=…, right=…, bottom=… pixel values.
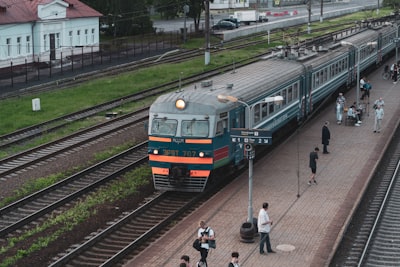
left=383, top=0, right=400, bottom=9
left=154, top=0, right=181, bottom=19
left=81, top=0, right=154, bottom=36
left=187, top=0, right=214, bottom=32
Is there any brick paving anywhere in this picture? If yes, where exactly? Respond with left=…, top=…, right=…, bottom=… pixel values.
left=125, top=63, right=400, bottom=267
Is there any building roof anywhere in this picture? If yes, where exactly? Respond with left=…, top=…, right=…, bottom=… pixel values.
left=0, top=0, right=102, bottom=25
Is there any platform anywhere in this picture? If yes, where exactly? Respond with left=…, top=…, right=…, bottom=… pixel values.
left=125, top=62, right=400, bottom=267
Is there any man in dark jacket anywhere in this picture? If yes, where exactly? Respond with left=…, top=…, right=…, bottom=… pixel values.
left=322, top=121, right=331, bottom=154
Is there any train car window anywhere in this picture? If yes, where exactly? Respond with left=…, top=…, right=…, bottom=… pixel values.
left=151, top=118, right=177, bottom=136
left=254, top=104, right=261, bottom=125
left=268, top=102, right=274, bottom=114
left=261, top=103, right=268, bottom=118
left=182, top=120, right=209, bottom=137
left=281, top=90, right=287, bottom=106
left=323, top=69, right=328, bottom=83
left=293, top=82, right=298, bottom=99
left=288, top=87, right=293, bottom=103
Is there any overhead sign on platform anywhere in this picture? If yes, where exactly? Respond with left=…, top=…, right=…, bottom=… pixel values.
left=230, top=128, right=272, bottom=145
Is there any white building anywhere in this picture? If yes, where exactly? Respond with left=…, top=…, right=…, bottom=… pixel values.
left=210, top=0, right=250, bottom=10
left=0, top=0, right=102, bottom=68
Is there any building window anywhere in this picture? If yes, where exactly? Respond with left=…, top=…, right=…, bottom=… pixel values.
left=77, top=30, right=80, bottom=45
left=26, top=36, right=31, bottom=53
left=6, top=38, right=11, bottom=57
left=91, top=28, right=95, bottom=43
left=17, top=37, right=21, bottom=55
left=56, top=33, right=60, bottom=48
left=85, top=29, right=88, bottom=44
left=44, top=34, right=47, bottom=51
left=69, top=31, right=73, bottom=46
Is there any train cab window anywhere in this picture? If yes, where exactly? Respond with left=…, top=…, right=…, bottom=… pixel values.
left=182, top=120, right=209, bottom=137
left=151, top=118, right=177, bottom=136
left=216, top=119, right=227, bottom=136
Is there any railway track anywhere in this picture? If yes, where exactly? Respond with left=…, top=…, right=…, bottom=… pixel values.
left=330, top=126, right=400, bottom=266
left=0, top=142, right=148, bottom=238
left=0, top=108, right=148, bottom=180
left=47, top=191, right=199, bottom=267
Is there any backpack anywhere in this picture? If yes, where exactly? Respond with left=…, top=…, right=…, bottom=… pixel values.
left=203, top=227, right=216, bottom=249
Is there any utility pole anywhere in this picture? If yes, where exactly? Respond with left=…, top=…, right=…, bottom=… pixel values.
left=205, top=0, right=210, bottom=65
left=307, top=0, right=311, bottom=34
left=320, top=0, right=323, bottom=23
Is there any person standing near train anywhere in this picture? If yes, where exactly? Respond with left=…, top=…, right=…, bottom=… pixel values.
left=336, top=93, right=346, bottom=125
left=321, top=121, right=331, bottom=154
left=258, top=202, right=275, bottom=255
left=373, top=105, right=384, bottom=133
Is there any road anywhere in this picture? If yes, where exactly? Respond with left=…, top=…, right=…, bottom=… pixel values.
left=153, top=0, right=381, bottom=33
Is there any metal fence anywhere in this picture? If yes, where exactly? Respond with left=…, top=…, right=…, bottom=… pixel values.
left=0, top=30, right=191, bottom=94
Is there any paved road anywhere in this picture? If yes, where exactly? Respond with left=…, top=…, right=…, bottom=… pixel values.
left=153, top=0, right=381, bottom=33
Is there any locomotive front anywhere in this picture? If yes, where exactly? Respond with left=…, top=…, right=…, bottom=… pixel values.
left=148, top=93, right=227, bottom=192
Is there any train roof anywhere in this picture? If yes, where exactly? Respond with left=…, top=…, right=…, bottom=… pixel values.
left=150, top=25, right=393, bottom=116
left=150, top=58, right=305, bottom=114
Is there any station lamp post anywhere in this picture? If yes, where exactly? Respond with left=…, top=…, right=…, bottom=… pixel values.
left=217, top=94, right=283, bottom=226
left=340, top=41, right=377, bottom=108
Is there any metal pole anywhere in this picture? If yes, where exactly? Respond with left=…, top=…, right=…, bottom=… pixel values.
left=397, top=25, right=399, bottom=64
left=205, top=0, right=211, bottom=65
left=247, top=105, right=253, bottom=223
left=248, top=154, right=253, bottom=222
left=356, top=46, right=360, bottom=108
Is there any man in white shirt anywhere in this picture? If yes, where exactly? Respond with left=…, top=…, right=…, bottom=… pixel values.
left=257, top=202, right=275, bottom=254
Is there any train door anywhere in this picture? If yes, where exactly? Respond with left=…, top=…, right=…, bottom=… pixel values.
left=49, top=34, right=56, bottom=60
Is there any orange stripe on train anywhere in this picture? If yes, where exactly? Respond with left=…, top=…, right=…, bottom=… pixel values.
left=149, top=154, right=213, bottom=164
left=151, top=167, right=210, bottom=178
left=185, top=139, right=212, bottom=144
left=149, top=136, right=172, bottom=142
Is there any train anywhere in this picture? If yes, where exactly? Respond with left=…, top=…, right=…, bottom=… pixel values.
left=148, top=23, right=397, bottom=192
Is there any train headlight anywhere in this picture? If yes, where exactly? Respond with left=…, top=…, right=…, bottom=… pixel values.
left=153, top=149, right=159, bottom=155
left=199, top=152, right=205, bottom=157
left=175, top=98, right=186, bottom=110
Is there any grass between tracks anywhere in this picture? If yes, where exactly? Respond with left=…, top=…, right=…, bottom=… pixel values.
left=0, top=163, right=151, bottom=267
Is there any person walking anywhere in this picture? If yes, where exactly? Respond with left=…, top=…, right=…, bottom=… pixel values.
left=228, top=251, right=240, bottom=267
left=308, top=147, right=319, bottom=185
left=373, top=105, right=384, bottom=133
left=257, top=202, right=275, bottom=255
left=196, top=220, right=214, bottom=267
left=322, top=121, right=331, bottom=154
left=361, top=80, right=372, bottom=102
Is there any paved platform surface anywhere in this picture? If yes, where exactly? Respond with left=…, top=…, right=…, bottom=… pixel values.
left=124, top=62, right=400, bottom=267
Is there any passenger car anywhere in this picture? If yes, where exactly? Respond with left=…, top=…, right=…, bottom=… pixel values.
left=220, top=18, right=240, bottom=28
left=211, top=20, right=236, bottom=30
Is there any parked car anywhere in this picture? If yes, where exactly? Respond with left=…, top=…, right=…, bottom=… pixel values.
left=211, top=20, right=236, bottom=30
left=220, top=18, right=240, bottom=28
